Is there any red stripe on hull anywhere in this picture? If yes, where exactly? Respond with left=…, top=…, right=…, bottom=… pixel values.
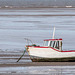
left=61, top=50, right=75, bottom=52
left=27, top=46, right=75, bottom=52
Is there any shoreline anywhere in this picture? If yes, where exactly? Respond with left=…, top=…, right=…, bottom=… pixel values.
left=0, top=7, right=75, bottom=10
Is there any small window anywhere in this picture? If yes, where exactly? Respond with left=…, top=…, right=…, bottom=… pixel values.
left=55, top=41, right=59, bottom=49
left=49, top=41, right=52, bottom=46
left=53, top=41, right=55, bottom=48
left=44, top=41, right=49, bottom=46
left=50, top=41, right=55, bottom=48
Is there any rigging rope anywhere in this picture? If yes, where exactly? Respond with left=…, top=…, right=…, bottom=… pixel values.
left=17, top=47, right=26, bottom=62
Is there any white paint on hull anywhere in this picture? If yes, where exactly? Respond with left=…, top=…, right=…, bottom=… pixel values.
left=28, top=47, right=75, bottom=58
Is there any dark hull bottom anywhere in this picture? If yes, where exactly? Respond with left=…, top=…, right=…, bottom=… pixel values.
left=31, top=57, right=75, bottom=62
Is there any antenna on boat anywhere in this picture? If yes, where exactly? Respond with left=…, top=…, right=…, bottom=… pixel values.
left=52, top=27, right=55, bottom=39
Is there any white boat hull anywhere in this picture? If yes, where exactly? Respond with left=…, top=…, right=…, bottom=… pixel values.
left=27, top=46, right=75, bottom=62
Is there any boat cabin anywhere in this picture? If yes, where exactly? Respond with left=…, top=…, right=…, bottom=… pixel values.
left=44, top=39, right=62, bottom=51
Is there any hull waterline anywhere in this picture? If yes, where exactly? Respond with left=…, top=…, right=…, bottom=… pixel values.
left=30, top=56, right=75, bottom=62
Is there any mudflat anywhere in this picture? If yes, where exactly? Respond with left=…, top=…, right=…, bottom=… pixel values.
left=0, top=51, right=75, bottom=75
left=0, top=51, right=75, bottom=67
left=0, top=62, right=75, bottom=67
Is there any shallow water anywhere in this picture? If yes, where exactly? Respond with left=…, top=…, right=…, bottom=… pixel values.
left=0, top=8, right=75, bottom=51
left=0, top=66, right=75, bottom=75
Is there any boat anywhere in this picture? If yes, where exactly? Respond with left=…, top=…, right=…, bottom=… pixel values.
left=25, top=27, right=75, bottom=62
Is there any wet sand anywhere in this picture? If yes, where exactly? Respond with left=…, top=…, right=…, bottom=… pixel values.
left=0, top=51, right=75, bottom=67
left=0, top=62, right=75, bottom=67
left=0, top=51, right=75, bottom=75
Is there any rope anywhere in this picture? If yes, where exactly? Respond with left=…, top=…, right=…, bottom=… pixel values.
left=17, top=48, right=26, bottom=62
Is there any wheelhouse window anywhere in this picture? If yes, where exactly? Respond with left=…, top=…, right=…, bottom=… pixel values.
left=44, top=41, right=49, bottom=46
left=55, top=41, right=59, bottom=49
left=49, top=41, right=59, bottom=49
left=44, top=39, right=62, bottom=51
left=49, top=41, right=52, bottom=46
left=49, top=41, right=55, bottom=48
